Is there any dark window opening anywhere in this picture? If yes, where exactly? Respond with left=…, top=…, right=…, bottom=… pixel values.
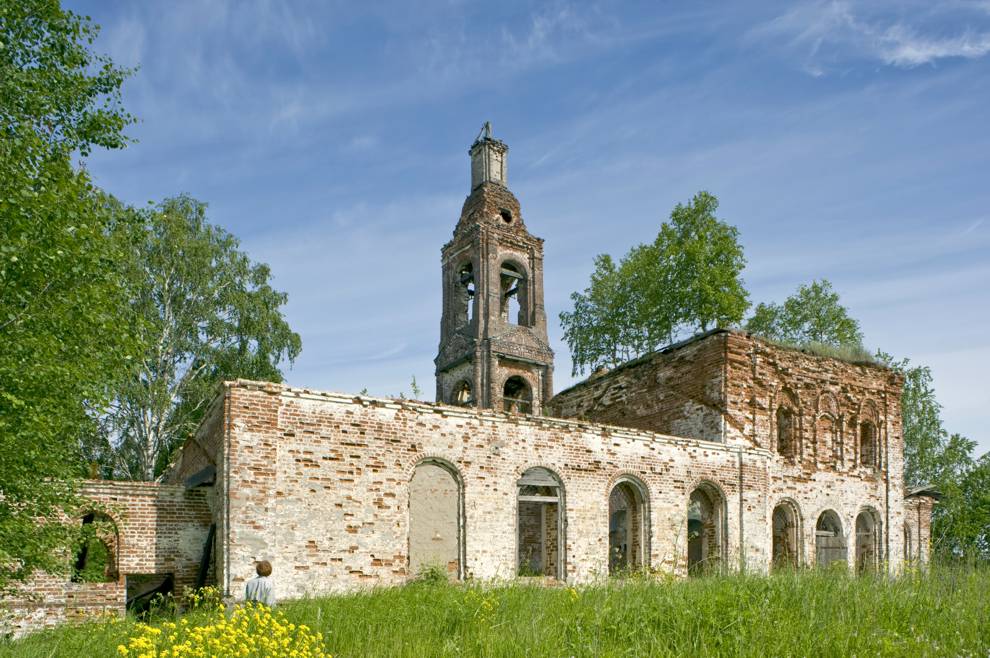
left=687, top=485, right=724, bottom=576
left=452, top=380, right=473, bottom=407
left=609, top=480, right=647, bottom=575
left=500, top=262, right=525, bottom=325
left=855, top=511, right=879, bottom=574
left=772, top=503, right=799, bottom=570
left=503, top=376, right=532, bottom=414
left=859, top=422, right=877, bottom=469
left=517, top=467, right=564, bottom=579
left=500, top=209, right=513, bottom=224
left=815, top=510, right=846, bottom=569
left=458, top=262, right=475, bottom=326
left=776, top=406, right=795, bottom=459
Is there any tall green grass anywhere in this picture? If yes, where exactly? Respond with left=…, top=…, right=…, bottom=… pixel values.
left=4, top=567, right=989, bottom=657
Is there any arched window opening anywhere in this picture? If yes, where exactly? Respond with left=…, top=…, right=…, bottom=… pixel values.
left=503, top=376, right=532, bottom=414
left=500, top=262, right=526, bottom=326
left=499, top=209, right=514, bottom=225
left=517, top=467, right=565, bottom=579
left=772, top=502, right=800, bottom=570
left=855, top=511, right=880, bottom=574
left=457, top=262, right=475, bottom=326
left=815, top=510, right=846, bottom=570
left=776, top=406, right=796, bottom=459
left=859, top=422, right=877, bottom=469
left=409, top=461, right=463, bottom=580
left=72, top=512, right=119, bottom=583
left=608, top=479, right=648, bottom=575
left=451, top=380, right=473, bottom=407
left=687, top=484, right=724, bottom=576
left=817, top=415, right=836, bottom=466
left=904, top=524, right=915, bottom=564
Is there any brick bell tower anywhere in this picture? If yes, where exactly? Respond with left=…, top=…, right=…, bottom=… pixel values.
left=435, top=122, right=554, bottom=414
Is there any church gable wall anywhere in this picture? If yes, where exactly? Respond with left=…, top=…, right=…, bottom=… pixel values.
left=546, top=332, right=727, bottom=443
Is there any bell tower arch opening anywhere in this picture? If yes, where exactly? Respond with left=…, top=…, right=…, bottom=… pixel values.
left=435, top=123, right=554, bottom=413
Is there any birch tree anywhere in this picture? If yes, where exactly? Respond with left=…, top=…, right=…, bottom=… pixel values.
left=96, top=196, right=302, bottom=480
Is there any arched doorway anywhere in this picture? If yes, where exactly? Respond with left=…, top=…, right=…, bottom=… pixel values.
left=815, top=510, right=847, bottom=569
left=855, top=510, right=880, bottom=574
left=517, top=467, right=565, bottom=579
left=408, top=460, right=463, bottom=579
left=771, top=501, right=800, bottom=570
left=72, top=512, right=119, bottom=583
left=608, top=478, right=648, bottom=575
left=687, top=483, right=725, bottom=575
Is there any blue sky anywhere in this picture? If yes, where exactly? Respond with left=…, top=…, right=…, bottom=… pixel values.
left=71, top=0, right=989, bottom=455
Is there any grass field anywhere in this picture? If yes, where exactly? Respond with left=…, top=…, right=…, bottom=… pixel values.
left=3, top=567, right=989, bottom=657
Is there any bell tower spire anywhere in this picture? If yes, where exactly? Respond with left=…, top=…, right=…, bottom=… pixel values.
left=469, top=121, right=508, bottom=189
left=435, top=123, right=554, bottom=414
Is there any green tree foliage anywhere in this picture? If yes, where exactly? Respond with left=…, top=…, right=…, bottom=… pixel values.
left=0, top=0, right=136, bottom=591
left=92, top=196, right=302, bottom=481
left=560, top=192, right=749, bottom=375
left=746, top=280, right=863, bottom=348
left=879, top=353, right=987, bottom=560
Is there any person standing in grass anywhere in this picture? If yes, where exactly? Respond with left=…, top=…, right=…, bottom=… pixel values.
left=245, top=560, right=276, bottom=607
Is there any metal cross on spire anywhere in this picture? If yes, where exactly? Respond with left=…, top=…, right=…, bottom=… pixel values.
left=477, top=121, right=493, bottom=142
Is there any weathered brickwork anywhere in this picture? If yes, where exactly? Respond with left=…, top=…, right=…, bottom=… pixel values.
left=546, top=332, right=726, bottom=442
left=2, top=481, right=213, bottom=638
left=3, top=126, right=935, bottom=637
left=194, top=379, right=772, bottom=601
left=549, top=328, right=913, bottom=572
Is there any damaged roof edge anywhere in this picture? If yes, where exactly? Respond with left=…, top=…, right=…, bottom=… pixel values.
left=552, top=327, right=893, bottom=400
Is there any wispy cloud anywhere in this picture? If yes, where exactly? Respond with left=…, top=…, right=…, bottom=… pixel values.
left=750, top=0, right=990, bottom=73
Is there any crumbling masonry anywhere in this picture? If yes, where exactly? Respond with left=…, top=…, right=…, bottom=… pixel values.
left=2, top=125, right=937, bottom=636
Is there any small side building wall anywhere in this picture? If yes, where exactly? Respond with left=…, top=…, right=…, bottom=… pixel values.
left=1, top=481, right=214, bottom=639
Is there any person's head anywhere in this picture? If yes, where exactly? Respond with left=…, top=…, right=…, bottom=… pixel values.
left=255, top=560, right=272, bottom=577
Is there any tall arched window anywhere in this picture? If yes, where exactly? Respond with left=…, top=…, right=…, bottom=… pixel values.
left=409, top=460, right=463, bottom=579
left=859, top=421, right=877, bottom=469
left=855, top=509, right=880, bottom=574
left=608, top=478, right=649, bottom=575
left=517, top=467, right=565, bottom=579
left=772, top=501, right=801, bottom=570
left=815, top=510, right=846, bottom=569
left=499, top=262, right=528, bottom=326
left=457, top=262, right=476, bottom=326
left=503, top=376, right=532, bottom=414
left=687, top=483, right=725, bottom=575
left=776, top=406, right=795, bottom=459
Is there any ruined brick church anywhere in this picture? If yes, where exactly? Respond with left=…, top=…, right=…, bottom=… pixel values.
left=5, top=125, right=937, bottom=635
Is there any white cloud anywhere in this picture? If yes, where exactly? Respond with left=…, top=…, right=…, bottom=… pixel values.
left=751, top=0, right=990, bottom=72
left=879, top=25, right=990, bottom=66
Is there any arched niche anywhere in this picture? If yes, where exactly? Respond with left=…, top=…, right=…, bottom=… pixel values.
left=408, top=459, right=464, bottom=580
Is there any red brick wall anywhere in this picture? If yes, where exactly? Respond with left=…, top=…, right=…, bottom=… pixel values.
left=546, top=331, right=727, bottom=442
left=2, top=481, right=214, bottom=638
